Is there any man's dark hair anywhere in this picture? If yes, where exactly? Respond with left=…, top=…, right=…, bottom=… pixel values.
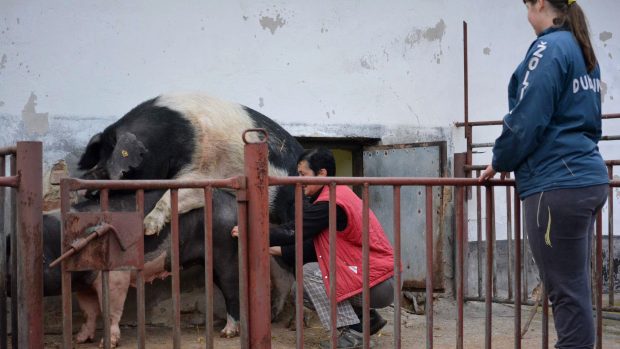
left=297, top=147, right=336, bottom=177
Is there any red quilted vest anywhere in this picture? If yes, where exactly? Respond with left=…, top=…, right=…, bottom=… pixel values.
left=313, top=185, right=395, bottom=302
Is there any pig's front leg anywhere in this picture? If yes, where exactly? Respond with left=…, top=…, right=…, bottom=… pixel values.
left=94, top=270, right=131, bottom=348
left=75, top=286, right=101, bottom=343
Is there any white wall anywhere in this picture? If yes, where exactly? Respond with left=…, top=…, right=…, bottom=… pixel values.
left=1, top=0, right=619, bottom=239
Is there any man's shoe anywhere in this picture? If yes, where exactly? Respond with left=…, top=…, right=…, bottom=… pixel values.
left=349, top=309, right=388, bottom=335
left=319, top=327, right=367, bottom=349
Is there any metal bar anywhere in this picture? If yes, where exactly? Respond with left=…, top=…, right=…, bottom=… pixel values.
left=0, top=177, right=18, bottom=188
left=463, top=21, right=472, bottom=179
left=362, top=184, right=370, bottom=349
left=329, top=182, right=337, bottom=349
left=136, top=190, right=146, bottom=349
left=471, top=143, right=495, bottom=149
left=542, top=287, right=548, bottom=349
left=607, top=167, right=614, bottom=308
left=295, top=184, right=304, bottom=349
left=9, top=155, right=16, bottom=349
left=60, top=179, right=72, bottom=349
left=100, top=185, right=111, bottom=349
left=102, top=271, right=111, bottom=349
left=514, top=193, right=522, bottom=349
left=476, top=170, right=483, bottom=299
left=491, top=189, right=497, bottom=301
left=237, top=179, right=249, bottom=349
left=15, top=142, right=43, bottom=349
left=393, top=186, right=402, bottom=349
left=269, top=176, right=516, bottom=187
left=426, top=186, right=434, bottom=349
left=455, top=113, right=620, bottom=127
left=523, top=219, right=529, bottom=304
left=485, top=185, right=493, bottom=349
left=505, top=176, right=513, bottom=301
left=456, top=186, right=464, bottom=349
left=64, top=177, right=242, bottom=191
left=171, top=189, right=181, bottom=349
left=244, top=138, right=272, bottom=348
left=0, top=147, right=16, bottom=156
left=0, top=156, right=6, bottom=349
left=204, top=187, right=214, bottom=349
left=595, top=211, right=603, bottom=349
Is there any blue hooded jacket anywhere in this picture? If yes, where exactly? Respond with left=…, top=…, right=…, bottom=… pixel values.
left=491, top=26, right=608, bottom=198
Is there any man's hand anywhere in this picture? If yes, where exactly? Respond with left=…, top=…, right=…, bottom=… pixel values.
left=231, top=225, right=239, bottom=238
left=478, top=164, right=510, bottom=182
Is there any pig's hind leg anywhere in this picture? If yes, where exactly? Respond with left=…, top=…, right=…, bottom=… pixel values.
left=75, top=287, right=101, bottom=343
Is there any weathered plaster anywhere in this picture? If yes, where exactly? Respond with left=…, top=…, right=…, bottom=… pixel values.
left=22, top=92, right=49, bottom=135
left=259, top=13, right=287, bottom=35
left=599, top=31, right=613, bottom=42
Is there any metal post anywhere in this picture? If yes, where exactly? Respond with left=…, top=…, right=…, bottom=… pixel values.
left=243, top=131, right=272, bottom=348
left=393, top=186, right=402, bottom=349
left=60, top=179, right=72, bottom=349
left=426, top=186, right=434, bottom=349
left=456, top=186, right=464, bottom=349
left=15, top=142, right=43, bottom=349
left=0, top=155, right=6, bottom=349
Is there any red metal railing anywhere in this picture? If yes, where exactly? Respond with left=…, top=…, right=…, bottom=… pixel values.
left=0, top=142, right=43, bottom=349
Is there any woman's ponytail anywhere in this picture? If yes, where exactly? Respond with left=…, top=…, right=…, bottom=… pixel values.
left=566, top=2, right=597, bottom=72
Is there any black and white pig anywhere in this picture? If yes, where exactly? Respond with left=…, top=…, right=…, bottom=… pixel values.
left=77, top=93, right=304, bottom=236
left=9, top=189, right=255, bottom=347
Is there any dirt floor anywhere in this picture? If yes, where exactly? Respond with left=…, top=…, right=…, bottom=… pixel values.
left=35, top=298, right=620, bottom=349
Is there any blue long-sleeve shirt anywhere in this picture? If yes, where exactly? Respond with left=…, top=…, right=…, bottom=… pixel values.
left=491, top=26, right=608, bottom=198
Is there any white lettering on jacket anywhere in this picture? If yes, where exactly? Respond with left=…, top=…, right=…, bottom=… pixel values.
left=520, top=41, right=548, bottom=101
left=573, top=74, right=601, bottom=94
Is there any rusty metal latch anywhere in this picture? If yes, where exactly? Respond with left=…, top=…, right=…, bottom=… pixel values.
left=49, top=223, right=122, bottom=268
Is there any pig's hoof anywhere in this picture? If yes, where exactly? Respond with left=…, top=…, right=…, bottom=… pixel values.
left=75, top=330, right=94, bottom=343
left=98, top=338, right=120, bottom=348
left=219, top=326, right=240, bottom=338
left=143, top=213, right=164, bottom=236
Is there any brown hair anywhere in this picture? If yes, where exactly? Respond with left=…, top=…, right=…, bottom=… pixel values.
left=524, top=0, right=598, bottom=72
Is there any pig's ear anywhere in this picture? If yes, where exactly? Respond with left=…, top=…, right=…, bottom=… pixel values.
left=106, top=132, right=148, bottom=180
left=78, top=133, right=102, bottom=170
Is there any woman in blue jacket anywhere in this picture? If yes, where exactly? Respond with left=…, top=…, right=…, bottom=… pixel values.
left=479, top=0, right=608, bottom=347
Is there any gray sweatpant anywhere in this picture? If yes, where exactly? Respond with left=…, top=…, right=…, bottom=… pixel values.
left=523, top=185, right=608, bottom=349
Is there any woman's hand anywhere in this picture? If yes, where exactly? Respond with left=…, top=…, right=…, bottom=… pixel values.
left=231, top=225, right=239, bottom=238
left=478, top=164, right=510, bottom=181
left=269, top=246, right=282, bottom=256
left=479, top=164, right=497, bottom=182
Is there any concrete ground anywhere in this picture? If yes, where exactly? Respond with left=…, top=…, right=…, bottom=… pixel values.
left=35, top=297, right=620, bottom=349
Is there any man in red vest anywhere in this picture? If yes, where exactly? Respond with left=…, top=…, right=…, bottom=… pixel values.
left=262, top=147, right=395, bottom=348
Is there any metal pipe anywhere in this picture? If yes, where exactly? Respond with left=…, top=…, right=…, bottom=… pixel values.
left=204, top=187, right=214, bottom=349
left=60, top=180, right=72, bottom=349
left=456, top=186, right=464, bottom=349
left=505, top=176, right=513, bottom=301
left=15, top=142, right=43, bottom=349
left=102, top=271, right=111, bottom=349
left=0, top=147, right=16, bottom=156
left=0, top=156, right=6, bottom=349
left=244, top=138, right=272, bottom=348
left=514, top=193, right=522, bottom=349
left=606, top=166, right=615, bottom=311
left=136, top=190, right=146, bottom=349
left=294, top=184, right=304, bottom=349
left=64, top=177, right=242, bottom=191
left=477, top=171, right=483, bottom=300
left=171, top=189, right=181, bottom=349
left=0, top=177, right=18, bottom=188
left=270, top=176, right=517, bottom=187
left=426, top=186, right=434, bottom=349
left=237, top=179, right=249, bottom=349
left=329, top=182, right=338, bottom=348
left=485, top=185, right=493, bottom=349
left=362, top=184, right=371, bottom=349
left=393, top=186, right=402, bottom=349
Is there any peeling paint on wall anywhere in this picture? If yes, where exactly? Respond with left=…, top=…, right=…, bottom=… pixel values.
left=404, top=19, right=446, bottom=63
left=259, top=13, right=286, bottom=35
left=599, top=31, right=613, bottom=42
left=601, top=81, right=608, bottom=103
left=0, top=54, right=6, bottom=71
left=360, top=54, right=377, bottom=70
left=22, top=92, right=49, bottom=135
left=320, top=26, right=328, bottom=33
left=259, top=97, right=264, bottom=108
left=483, top=47, right=491, bottom=55
left=0, top=101, right=4, bottom=107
